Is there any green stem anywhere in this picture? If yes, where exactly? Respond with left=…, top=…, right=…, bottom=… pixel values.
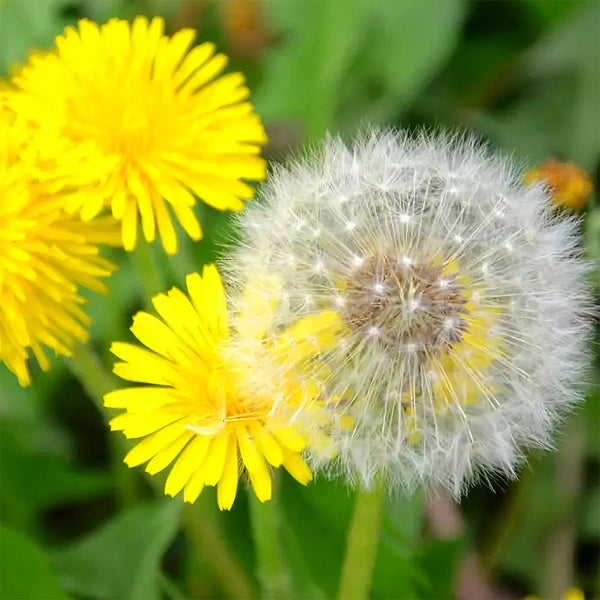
left=338, top=482, right=386, bottom=600
left=132, top=238, right=165, bottom=307
left=67, top=344, right=142, bottom=507
left=541, top=417, right=584, bottom=600
left=183, top=502, right=258, bottom=600
left=248, top=476, right=295, bottom=599
left=480, top=468, right=531, bottom=575
left=158, top=572, right=188, bottom=600
left=67, top=342, right=116, bottom=408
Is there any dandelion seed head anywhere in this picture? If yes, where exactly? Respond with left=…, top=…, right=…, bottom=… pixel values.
left=228, top=129, right=593, bottom=496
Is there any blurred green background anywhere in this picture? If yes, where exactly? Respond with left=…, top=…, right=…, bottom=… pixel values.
left=0, top=1, right=598, bottom=599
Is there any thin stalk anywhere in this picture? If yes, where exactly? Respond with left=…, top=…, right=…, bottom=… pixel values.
left=338, top=482, right=386, bottom=600
left=480, top=467, right=533, bottom=574
left=248, top=476, right=295, bottom=599
left=67, top=344, right=142, bottom=506
left=67, top=342, right=116, bottom=405
left=131, top=238, right=165, bottom=308
left=158, top=572, right=188, bottom=600
left=184, top=502, right=258, bottom=600
left=541, top=417, right=584, bottom=600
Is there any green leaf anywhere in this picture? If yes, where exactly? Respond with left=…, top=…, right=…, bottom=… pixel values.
left=580, top=485, right=600, bottom=539
left=354, top=0, right=467, bottom=123
left=416, top=537, right=466, bottom=600
left=0, top=0, right=74, bottom=76
left=0, top=426, right=111, bottom=532
left=472, top=2, right=600, bottom=168
left=0, top=526, right=70, bottom=600
left=82, top=250, right=140, bottom=360
left=521, top=2, right=600, bottom=166
left=372, top=493, right=427, bottom=599
left=254, top=0, right=372, bottom=140
left=280, top=475, right=353, bottom=598
left=52, top=498, right=182, bottom=600
left=585, top=206, right=600, bottom=290
left=518, top=0, right=587, bottom=27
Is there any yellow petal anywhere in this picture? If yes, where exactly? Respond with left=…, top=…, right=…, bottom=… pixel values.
left=171, top=202, right=202, bottom=241
left=122, top=199, right=138, bottom=251
left=251, top=423, right=283, bottom=467
left=186, top=266, right=229, bottom=340
left=183, top=468, right=205, bottom=504
left=123, top=419, right=187, bottom=466
left=281, top=447, right=312, bottom=485
left=217, top=435, right=239, bottom=510
left=152, top=288, right=213, bottom=356
left=127, top=169, right=155, bottom=243
left=201, top=430, right=230, bottom=486
left=151, top=190, right=178, bottom=255
left=237, top=426, right=271, bottom=502
left=273, top=427, right=305, bottom=453
left=111, top=411, right=183, bottom=439
left=146, top=430, right=194, bottom=475
left=130, top=311, right=189, bottom=362
left=164, top=436, right=211, bottom=497
left=103, top=386, right=175, bottom=412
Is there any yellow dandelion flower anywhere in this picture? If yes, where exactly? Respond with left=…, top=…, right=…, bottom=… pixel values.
left=104, top=265, right=341, bottom=510
left=0, top=110, right=119, bottom=386
left=525, top=159, right=593, bottom=211
left=5, top=16, right=267, bottom=254
left=524, top=587, right=585, bottom=600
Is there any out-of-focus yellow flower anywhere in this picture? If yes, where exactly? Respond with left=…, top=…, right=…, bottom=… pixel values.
left=0, top=110, right=119, bottom=386
left=105, top=265, right=341, bottom=510
left=525, top=587, right=585, bottom=600
left=525, top=159, right=593, bottom=211
left=4, top=16, right=267, bottom=254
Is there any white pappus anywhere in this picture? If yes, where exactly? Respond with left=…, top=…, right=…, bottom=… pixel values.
left=225, top=129, right=593, bottom=497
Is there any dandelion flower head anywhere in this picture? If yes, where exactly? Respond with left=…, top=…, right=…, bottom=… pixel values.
left=105, top=265, right=341, bottom=509
left=0, top=109, right=118, bottom=386
left=4, top=16, right=267, bottom=254
left=525, top=159, right=593, bottom=212
left=229, top=130, right=592, bottom=496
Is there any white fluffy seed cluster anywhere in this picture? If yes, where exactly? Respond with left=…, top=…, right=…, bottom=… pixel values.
left=226, top=130, right=592, bottom=496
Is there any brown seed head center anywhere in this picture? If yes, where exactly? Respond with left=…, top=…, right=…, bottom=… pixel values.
left=342, top=256, right=468, bottom=353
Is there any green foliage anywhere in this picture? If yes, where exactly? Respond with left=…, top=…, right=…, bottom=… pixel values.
left=1, top=0, right=598, bottom=599
left=0, top=526, right=70, bottom=600
left=51, top=499, right=181, bottom=600
left=0, top=0, right=74, bottom=75
left=254, top=0, right=467, bottom=140
left=470, top=2, right=600, bottom=168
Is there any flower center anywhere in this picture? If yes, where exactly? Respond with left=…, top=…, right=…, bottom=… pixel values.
left=342, top=255, right=469, bottom=355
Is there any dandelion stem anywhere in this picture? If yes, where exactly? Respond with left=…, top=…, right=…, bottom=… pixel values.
left=248, top=476, right=296, bottom=599
left=541, top=416, right=584, bottom=600
left=67, top=345, right=143, bottom=507
left=158, top=572, right=188, bottom=600
left=132, top=239, right=166, bottom=308
left=338, top=481, right=386, bottom=600
left=184, top=502, right=258, bottom=600
left=67, top=342, right=116, bottom=405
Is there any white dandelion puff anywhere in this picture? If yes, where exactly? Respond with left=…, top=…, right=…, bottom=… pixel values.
left=226, top=129, right=593, bottom=497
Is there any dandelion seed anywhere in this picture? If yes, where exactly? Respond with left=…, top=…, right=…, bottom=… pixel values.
left=105, top=265, right=341, bottom=509
left=229, top=130, right=592, bottom=496
left=4, top=16, right=267, bottom=254
left=0, top=110, right=118, bottom=386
